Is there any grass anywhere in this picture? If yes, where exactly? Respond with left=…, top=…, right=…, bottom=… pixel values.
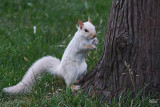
left=0, top=0, right=159, bottom=106
left=0, top=0, right=112, bottom=106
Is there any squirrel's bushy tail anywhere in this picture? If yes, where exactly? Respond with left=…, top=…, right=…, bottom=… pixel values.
left=3, top=56, right=60, bottom=95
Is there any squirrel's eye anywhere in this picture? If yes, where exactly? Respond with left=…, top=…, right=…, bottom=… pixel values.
left=85, top=29, right=89, bottom=32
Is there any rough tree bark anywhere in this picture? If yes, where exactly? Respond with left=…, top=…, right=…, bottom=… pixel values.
left=79, top=0, right=160, bottom=100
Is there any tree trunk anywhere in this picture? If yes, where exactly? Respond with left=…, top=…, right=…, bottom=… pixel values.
left=79, top=0, right=160, bottom=100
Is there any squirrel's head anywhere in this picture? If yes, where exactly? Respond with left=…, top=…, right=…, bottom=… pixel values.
left=78, top=17, right=96, bottom=39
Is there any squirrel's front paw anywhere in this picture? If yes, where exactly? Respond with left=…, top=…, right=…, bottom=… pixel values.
left=92, top=37, right=99, bottom=45
left=87, top=44, right=97, bottom=50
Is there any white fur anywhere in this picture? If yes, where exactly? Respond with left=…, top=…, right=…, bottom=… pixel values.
left=3, top=21, right=98, bottom=95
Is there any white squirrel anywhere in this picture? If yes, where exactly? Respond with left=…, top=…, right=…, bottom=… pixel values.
left=3, top=18, right=99, bottom=95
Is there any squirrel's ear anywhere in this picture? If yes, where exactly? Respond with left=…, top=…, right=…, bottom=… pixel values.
left=88, top=17, right=91, bottom=22
left=78, top=19, right=84, bottom=29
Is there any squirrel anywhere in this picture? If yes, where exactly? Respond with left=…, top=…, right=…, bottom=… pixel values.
left=3, top=18, right=99, bottom=95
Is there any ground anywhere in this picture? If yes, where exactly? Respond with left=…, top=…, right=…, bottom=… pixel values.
left=0, top=0, right=111, bottom=106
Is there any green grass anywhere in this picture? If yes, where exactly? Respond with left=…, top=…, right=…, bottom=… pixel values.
left=0, top=0, right=159, bottom=106
left=0, top=0, right=112, bottom=106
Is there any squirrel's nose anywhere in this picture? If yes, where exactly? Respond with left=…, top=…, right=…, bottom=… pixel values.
left=92, top=34, right=96, bottom=38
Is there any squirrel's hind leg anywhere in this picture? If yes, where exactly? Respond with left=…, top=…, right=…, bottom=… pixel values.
left=66, top=78, right=81, bottom=91
left=63, top=63, right=80, bottom=91
left=65, top=74, right=80, bottom=91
